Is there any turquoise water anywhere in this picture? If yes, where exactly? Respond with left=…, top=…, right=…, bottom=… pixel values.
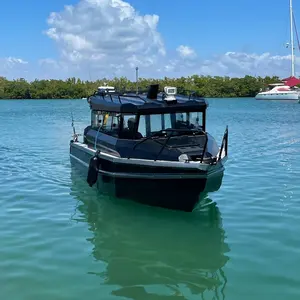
left=1, top=98, right=300, bottom=299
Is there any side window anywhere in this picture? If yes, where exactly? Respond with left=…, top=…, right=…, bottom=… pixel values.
left=122, top=115, right=137, bottom=131
left=91, top=111, right=103, bottom=128
left=150, top=114, right=162, bottom=133
left=189, top=112, right=203, bottom=129
left=119, top=114, right=144, bottom=139
left=101, top=113, right=112, bottom=131
left=174, top=112, right=190, bottom=129
left=100, top=112, right=120, bottom=136
left=138, top=115, right=146, bottom=137
left=164, top=114, right=172, bottom=129
left=176, top=112, right=187, bottom=122
left=97, top=113, right=103, bottom=127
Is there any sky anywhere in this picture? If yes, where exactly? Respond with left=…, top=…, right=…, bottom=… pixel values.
left=0, top=0, right=300, bottom=81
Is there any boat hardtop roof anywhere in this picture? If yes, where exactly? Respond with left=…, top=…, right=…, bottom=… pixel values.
left=88, top=84, right=208, bottom=114
left=98, top=86, right=116, bottom=92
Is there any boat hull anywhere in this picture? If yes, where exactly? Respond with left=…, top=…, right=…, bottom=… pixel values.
left=255, top=92, right=299, bottom=100
left=70, top=141, right=225, bottom=212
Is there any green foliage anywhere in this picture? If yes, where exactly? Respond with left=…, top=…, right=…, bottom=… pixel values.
left=0, top=75, right=282, bottom=99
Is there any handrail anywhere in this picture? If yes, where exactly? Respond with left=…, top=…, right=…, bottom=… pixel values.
left=117, top=95, right=122, bottom=104
left=89, top=88, right=206, bottom=106
left=218, top=126, right=228, bottom=161
left=153, top=131, right=175, bottom=161
left=127, top=135, right=158, bottom=159
left=127, top=128, right=207, bottom=161
left=127, top=129, right=178, bottom=159
left=200, top=133, right=209, bottom=163
left=127, top=129, right=182, bottom=159
left=155, top=129, right=208, bottom=162
left=189, top=91, right=197, bottom=100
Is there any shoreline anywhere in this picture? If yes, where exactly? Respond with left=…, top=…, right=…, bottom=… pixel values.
left=0, top=75, right=282, bottom=99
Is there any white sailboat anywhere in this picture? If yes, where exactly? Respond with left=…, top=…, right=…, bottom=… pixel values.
left=255, top=0, right=300, bottom=100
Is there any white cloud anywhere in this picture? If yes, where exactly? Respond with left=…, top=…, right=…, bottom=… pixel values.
left=4, top=57, right=28, bottom=67
left=196, top=52, right=295, bottom=78
left=35, top=58, right=70, bottom=79
left=176, top=45, right=197, bottom=59
left=0, top=57, right=29, bottom=79
left=44, top=0, right=166, bottom=78
left=39, top=58, right=60, bottom=68
left=155, top=51, right=298, bottom=79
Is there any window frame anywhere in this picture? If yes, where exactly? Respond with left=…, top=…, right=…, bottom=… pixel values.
left=137, top=110, right=206, bottom=137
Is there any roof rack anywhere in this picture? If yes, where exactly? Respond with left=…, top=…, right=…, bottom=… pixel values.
left=87, top=84, right=208, bottom=114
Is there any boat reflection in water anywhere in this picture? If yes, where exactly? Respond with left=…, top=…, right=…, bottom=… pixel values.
left=70, top=167, right=230, bottom=299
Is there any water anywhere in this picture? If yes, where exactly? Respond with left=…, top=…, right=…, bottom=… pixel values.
left=0, top=98, right=300, bottom=299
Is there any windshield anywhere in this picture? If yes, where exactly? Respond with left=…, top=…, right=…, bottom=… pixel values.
left=138, top=112, right=203, bottom=137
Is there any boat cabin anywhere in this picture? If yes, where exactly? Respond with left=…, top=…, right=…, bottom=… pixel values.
left=87, top=84, right=208, bottom=142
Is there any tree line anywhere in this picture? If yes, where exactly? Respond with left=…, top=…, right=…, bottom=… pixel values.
left=0, top=75, right=283, bottom=99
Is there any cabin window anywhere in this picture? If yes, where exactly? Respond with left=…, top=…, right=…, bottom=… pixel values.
left=122, top=114, right=136, bottom=131
left=176, top=112, right=187, bottom=122
left=101, top=112, right=120, bottom=135
left=150, top=114, right=163, bottom=132
left=164, top=114, right=172, bottom=129
left=118, top=114, right=144, bottom=139
left=91, top=111, right=104, bottom=128
left=139, top=111, right=204, bottom=137
left=173, top=112, right=202, bottom=130
left=174, top=112, right=188, bottom=129
left=189, top=112, right=203, bottom=129
left=91, top=111, right=120, bottom=137
left=137, top=115, right=147, bottom=137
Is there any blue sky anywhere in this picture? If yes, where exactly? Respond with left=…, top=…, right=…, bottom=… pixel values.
left=0, top=0, right=299, bottom=80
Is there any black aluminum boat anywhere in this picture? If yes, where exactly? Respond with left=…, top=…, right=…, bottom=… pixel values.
left=69, top=84, right=228, bottom=211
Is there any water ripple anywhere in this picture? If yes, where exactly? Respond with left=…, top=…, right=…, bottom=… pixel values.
left=1, top=99, right=300, bottom=300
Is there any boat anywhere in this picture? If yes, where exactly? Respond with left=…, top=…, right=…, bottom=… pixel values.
left=255, top=82, right=300, bottom=100
left=255, top=0, right=300, bottom=101
left=69, top=84, right=228, bottom=212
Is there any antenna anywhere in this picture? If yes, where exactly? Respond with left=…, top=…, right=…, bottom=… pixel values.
left=135, top=67, right=139, bottom=95
left=290, top=0, right=295, bottom=76
left=292, top=11, right=300, bottom=51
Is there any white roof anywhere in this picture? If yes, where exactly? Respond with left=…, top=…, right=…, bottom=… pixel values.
left=98, top=86, right=115, bottom=90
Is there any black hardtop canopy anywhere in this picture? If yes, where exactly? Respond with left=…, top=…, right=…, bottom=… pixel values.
left=88, top=84, right=208, bottom=115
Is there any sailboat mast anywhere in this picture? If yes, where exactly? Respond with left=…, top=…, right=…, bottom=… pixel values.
left=290, top=0, right=295, bottom=76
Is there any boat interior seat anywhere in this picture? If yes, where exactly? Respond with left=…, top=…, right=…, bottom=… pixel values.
left=119, top=129, right=143, bottom=140
left=117, top=117, right=144, bottom=140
